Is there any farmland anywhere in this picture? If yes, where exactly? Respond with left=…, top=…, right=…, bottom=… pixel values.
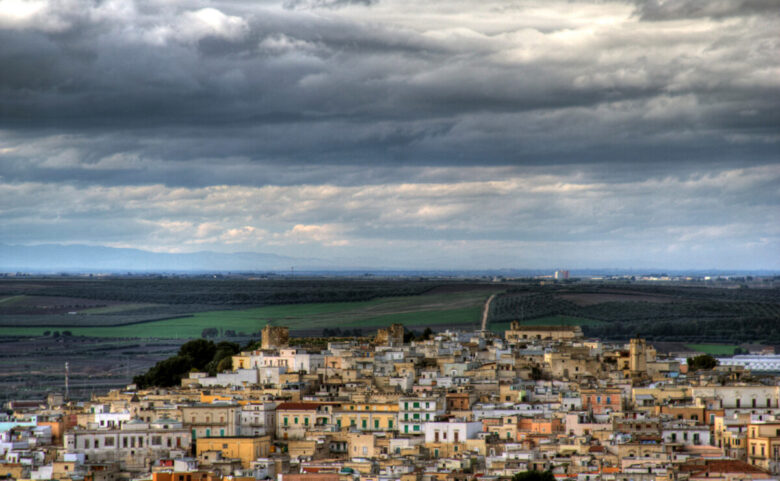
left=487, top=284, right=780, bottom=344
left=0, top=284, right=495, bottom=339
left=0, top=276, right=778, bottom=404
left=686, top=344, right=741, bottom=356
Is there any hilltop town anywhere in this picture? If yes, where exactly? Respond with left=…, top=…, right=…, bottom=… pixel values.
left=3, top=323, right=780, bottom=481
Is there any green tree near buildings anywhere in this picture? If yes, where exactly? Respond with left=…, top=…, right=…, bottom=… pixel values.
left=512, top=470, right=555, bottom=481
left=133, top=338, right=240, bottom=388
left=687, top=354, right=719, bottom=371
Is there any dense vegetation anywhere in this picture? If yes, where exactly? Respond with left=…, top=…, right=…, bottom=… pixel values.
left=488, top=284, right=780, bottom=344
left=0, top=278, right=440, bottom=306
left=132, top=339, right=240, bottom=388
left=3, top=278, right=779, bottom=345
left=512, top=471, right=555, bottom=481
left=687, top=354, right=719, bottom=371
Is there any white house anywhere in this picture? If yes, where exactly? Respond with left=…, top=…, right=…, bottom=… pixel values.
left=423, top=420, right=482, bottom=444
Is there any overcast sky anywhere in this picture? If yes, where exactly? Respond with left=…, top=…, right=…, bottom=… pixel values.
left=1, top=0, right=778, bottom=270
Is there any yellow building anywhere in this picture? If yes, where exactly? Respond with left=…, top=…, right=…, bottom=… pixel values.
left=747, top=421, right=780, bottom=471
left=334, top=402, right=398, bottom=432
left=195, top=435, right=271, bottom=468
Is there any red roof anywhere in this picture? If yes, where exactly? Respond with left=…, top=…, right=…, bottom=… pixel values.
left=277, top=402, right=322, bottom=411
left=681, top=460, right=768, bottom=474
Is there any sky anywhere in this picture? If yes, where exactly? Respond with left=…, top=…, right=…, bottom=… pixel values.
left=0, top=0, right=778, bottom=270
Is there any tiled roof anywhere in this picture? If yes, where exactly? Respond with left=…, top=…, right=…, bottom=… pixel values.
left=680, top=460, right=768, bottom=474
left=276, top=402, right=323, bottom=411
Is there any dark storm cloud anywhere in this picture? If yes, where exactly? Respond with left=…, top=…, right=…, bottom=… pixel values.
left=1, top=0, right=776, bottom=161
left=633, top=0, right=780, bottom=21
left=0, top=0, right=778, bottom=268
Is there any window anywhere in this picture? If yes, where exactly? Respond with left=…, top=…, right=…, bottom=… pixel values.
left=152, top=436, right=162, bottom=446
left=374, top=420, right=379, bottom=429
left=84, top=439, right=90, bottom=449
left=304, top=418, right=309, bottom=426
left=284, top=417, right=288, bottom=426
left=413, top=425, right=420, bottom=432
left=220, top=429, right=225, bottom=437
left=294, top=417, right=298, bottom=424
left=138, top=437, right=143, bottom=447
left=413, top=402, right=420, bottom=408
left=362, top=420, right=367, bottom=429
left=105, top=437, right=114, bottom=447
left=388, top=420, right=393, bottom=429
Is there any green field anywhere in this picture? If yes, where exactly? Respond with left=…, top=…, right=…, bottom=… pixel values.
left=686, top=344, right=740, bottom=355
left=79, top=303, right=161, bottom=314
left=0, top=295, right=26, bottom=305
left=0, top=290, right=494, bottom=339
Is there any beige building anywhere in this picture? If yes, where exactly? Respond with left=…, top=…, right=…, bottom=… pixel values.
left=747, top=420, right=780, bottom=472
left=181, top=403, right=241, bottom=440
left=63, top=418, right=190, bottom=472
left=505, top=322, right=583, bottom=343
left=196, top=435, right=272, bottom=468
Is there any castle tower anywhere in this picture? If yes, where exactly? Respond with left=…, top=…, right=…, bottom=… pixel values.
left=629, top=338, right=647, bottom=374
left=261, top=325, right=289, bottom=349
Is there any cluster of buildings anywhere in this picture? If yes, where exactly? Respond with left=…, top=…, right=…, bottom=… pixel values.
left=3, top=323, right=780, bottom=481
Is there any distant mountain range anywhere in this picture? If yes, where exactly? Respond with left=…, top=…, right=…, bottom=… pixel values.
left=1, top=243, right=777, bottom=276
left=0, top=243, right=330, bottom=273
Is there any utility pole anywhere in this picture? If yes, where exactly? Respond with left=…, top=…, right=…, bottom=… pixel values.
left=64, top=362, right=69, bottom=400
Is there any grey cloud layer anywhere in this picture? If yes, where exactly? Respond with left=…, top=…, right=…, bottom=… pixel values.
left=1, top=166, right=778, bottom=268
left=0, top=0, right=778, bottom=268
left=1, top=0, right=778, bottom=176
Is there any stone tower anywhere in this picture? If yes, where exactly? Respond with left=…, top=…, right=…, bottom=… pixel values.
left=629, top=338, right=647, bottom=374
left=261, top=325, right=289, bottom=349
